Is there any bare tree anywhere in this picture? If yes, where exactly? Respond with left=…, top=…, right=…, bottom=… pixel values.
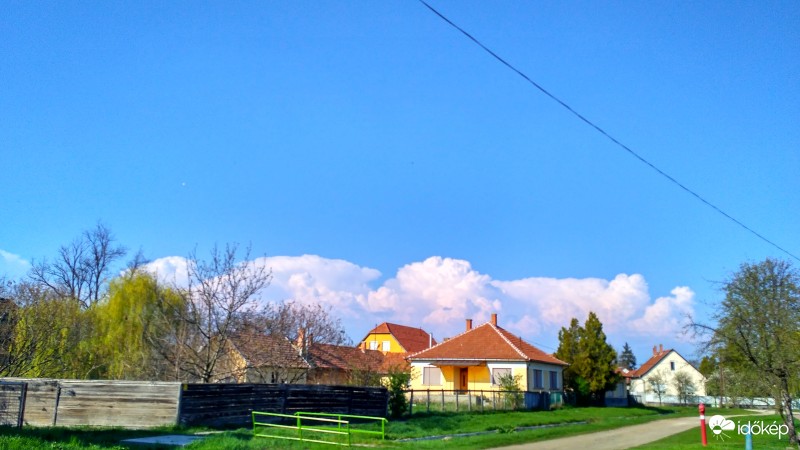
left=167, top=244, right=272, bottom=383
left=28, top=223, right=126, bottom=307
left=672, top=370, right=696, bottom=405
left=647, top=369, right=668, bottom=405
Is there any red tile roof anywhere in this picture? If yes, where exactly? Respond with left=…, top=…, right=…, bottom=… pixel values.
left=361, top=322, right=437, bottom=353
left=229, top=333, right=310, bottom=369
left=407, top=322, right=567, bottom=366
left=633, top=349, right=673, bottom=377
left=307, top=343, right=385, bottom=372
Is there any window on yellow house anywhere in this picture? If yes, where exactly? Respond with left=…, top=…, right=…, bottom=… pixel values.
left=423, top=367, right=442, bottom=386
left=491, top=368, right=511, bottom=385
left=369, top=341, right=378, bottom=350
left=382, top=341, right=391, bottom=352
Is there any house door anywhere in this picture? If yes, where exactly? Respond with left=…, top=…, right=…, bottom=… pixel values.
left=459, top=368, right=469, bottom=391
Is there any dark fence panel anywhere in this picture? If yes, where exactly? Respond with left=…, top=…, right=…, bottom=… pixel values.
left=178, top=383, right=389, bottom=427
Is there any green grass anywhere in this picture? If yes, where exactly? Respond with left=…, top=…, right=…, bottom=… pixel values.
left=631, top=414, right=799, bottom=450
left=0, top=406, right=757, bottom=449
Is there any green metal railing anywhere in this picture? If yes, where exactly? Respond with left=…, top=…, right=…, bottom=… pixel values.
left=294, top=412, right=388, bottom=440
left=252, top=411, right=351, bottom=446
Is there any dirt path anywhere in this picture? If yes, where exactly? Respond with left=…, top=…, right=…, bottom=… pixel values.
left=494, top=416, right=701, bottom=450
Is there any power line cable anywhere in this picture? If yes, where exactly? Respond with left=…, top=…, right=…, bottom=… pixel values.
left=418, top=0, right=799, bottom=263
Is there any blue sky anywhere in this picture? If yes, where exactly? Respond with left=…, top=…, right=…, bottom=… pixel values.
left=2, top=1, right=798, bottom=364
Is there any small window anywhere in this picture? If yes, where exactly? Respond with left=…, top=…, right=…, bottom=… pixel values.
left=491, top=368, right=512, bottom=385
left=423, top=367, right=442, bottom=386
left=670, top=361, right=675, bottom=371
left=369, top=341, right=378, bottom=350
left=382, top=341, right=391, bottom=352
left=533, top=369, right=544, bottom=389
left=549, top=371, right=559, bottom=389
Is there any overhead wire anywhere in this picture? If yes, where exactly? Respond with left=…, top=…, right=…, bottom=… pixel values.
left=418, top=0, right=799, bottom=263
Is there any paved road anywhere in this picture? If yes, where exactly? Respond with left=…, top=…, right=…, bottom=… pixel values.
left=494, top=416, right=701, bottom=450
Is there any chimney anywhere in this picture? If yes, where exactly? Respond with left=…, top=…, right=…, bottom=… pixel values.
left=466, top=319, right=473, bottom=331
left=653, top=345, right=657, bottom=356
left=491, top=313, right=498, bottom=326
left=296, top=328, right=306, bottom=356
left=659, top=344, right=663, bottom=354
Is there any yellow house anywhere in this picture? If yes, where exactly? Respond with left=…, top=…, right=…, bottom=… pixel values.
left=359, top=322, right=437, bottom=354
left=407, top=314, right=567, bottom=393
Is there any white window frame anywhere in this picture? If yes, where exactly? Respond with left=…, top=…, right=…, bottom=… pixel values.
left=382, top=340, right=391, bottom=352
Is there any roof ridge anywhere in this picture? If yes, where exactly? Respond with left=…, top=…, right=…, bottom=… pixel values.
left=405, top=322, right=490, bottom=359
left=492, top=325, right=529, bottom=360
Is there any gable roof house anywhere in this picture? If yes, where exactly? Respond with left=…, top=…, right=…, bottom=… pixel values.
left=629, top=345, right=706, bottom=403
left=359, top=322, right=437, bottom=354
left=212, top=332, right=311, bottom=384
left=407, top=314, right=567, bottom=408
left=305, top=343, right=388, bottom=386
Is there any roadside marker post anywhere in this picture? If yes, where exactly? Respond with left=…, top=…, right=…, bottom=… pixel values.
left=699, top=403, right=708, bottom=446
left=744, top=424, right=753, bottom=450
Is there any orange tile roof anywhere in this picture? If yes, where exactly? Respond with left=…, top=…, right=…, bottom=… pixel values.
left=633, top=349, right=672, bottom=377
left=362, top=322, right=437, bottom=353
left=380, top=352, right=411, bottom=373
left=407, top=322, right=567, bottom=366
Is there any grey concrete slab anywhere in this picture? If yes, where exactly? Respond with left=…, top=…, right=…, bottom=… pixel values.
left=121, top=435, right=205, bottom=447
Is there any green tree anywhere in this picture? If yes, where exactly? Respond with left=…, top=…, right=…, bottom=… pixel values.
left=496, top=372, right=524, bottom=409
left=555, top=312, right=619, bottom=406
left=692, top=258, right=800, bottom=446
left=90, top=272, right=185, bottom=380
left=618, top=342, right=636, bottom=370
left=385, top=366, right=411, bottom=418
left=555, top=318, right=582, bottom=396
left=9, top=290, right=91, bottom=378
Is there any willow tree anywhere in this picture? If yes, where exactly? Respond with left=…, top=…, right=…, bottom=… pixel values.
left=91, top=272, right=185, bottom=380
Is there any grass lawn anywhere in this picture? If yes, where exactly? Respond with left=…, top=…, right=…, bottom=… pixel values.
left=0, top=406, right=753, bottom=449
left=631, top=414, right=799, bottom=450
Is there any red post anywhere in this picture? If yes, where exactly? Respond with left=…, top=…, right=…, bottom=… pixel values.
left=699, top=403, right=708, bottom=446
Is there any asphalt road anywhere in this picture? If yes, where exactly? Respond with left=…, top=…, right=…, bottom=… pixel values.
left=494, top=416, right=702, bottom=450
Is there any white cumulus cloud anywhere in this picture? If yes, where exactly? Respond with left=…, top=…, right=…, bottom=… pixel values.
left=0, top=249, right=31, bottom=279
left=141, top=253, right=695, bottom=348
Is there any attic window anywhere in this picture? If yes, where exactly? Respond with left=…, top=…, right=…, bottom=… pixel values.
left=670, top=361, right=675, bottom=371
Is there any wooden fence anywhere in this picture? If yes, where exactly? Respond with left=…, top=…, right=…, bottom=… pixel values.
left=179, top=383, right=389, bottom=427
left=1, top=378, right=181, bottom=428
left=0, top=378, right=388, bottom=429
